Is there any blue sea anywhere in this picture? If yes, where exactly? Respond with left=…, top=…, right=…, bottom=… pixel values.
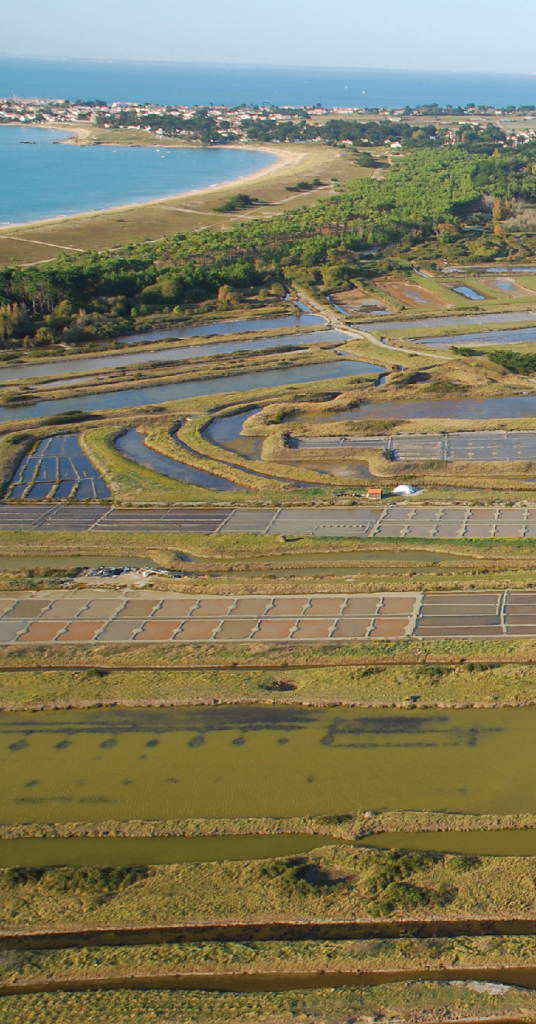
left=2, top=57, right=536, bottom=226
left=2, top=56, right=536, bottom=108
left=0, top=126, right=276, bottom=225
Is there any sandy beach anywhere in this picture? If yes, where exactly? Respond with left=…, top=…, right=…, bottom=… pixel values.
left=0, top=122, right=306, bottom=234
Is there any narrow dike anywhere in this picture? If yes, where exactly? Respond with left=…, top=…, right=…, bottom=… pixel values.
left=5, top=918, right=536, bottom=950
left=2, top=966, right=536, bottom=997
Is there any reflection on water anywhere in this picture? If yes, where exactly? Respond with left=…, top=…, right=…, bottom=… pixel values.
left=0, top=361, right=376, bottom=423
left=394, top=285, right=437, bottom=306
left=363, top=312, right=536, bottom=331
left=0, top=705, right=533, bottom=824
left=204, top=409, right=264, bottom=461
left=416, top=326, right=536, bottom=348
left=0, top=833, right=342, bottom=868
left=493, top=279, right=515, bottom=292
left=125, top=313, right=326, bottom=344
left=0, top=330, right=347, bottom=385
left=452, top=286, right=485, bottom=301
left=116, top=429, right=243, bottom=491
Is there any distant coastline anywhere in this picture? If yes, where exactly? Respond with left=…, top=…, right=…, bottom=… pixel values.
left=3, top=55, right=536, bottom=108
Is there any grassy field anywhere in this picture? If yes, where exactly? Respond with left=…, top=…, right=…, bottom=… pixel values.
left=4, top=845, right=536, bottom=930
left=1, top=933, right=536, bottom=984
left=0, top=141, right=372, bottom=266
left=82, top=426, right=252, bottom=504
left=1, top=979, right=533, bottom=1024
left=0, top=847, right=523, bottom=929
left=5, top=633, right=536, bottom=711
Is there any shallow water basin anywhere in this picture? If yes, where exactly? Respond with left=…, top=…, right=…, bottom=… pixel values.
left=451, top=286, right=486, bottom=301
left=2, top=705, right=536, bottom=823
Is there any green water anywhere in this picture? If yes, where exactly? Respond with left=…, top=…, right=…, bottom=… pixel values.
left=0, top=834, right=344, bottom=868
left=360, top=830, right=536, bottom=858
left=1, top=705, right=535, bottom=824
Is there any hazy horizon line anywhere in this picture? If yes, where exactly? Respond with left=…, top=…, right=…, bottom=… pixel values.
left=1, top=54, right=536, bottom=80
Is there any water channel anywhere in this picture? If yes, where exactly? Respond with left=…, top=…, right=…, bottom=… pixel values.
left=115, top=429, right=243, bottom=491
left=7, top=827, right=536, bottom=869
left=443, top=266, right=536, bottom=274
left=188, top=549, right=473, bottom=579
left=205, top=409, right=264, bottom=460
left=362, top=312, right=536, bottom=331
left=0, top=360, right=382, bottom=423
left=413, top=325, right=536, bottom=347
left=361, top=830, right=536, bottom=858
left=0, top=328, right=344, bottom=385
left=202, top=410, right=372, bottom=481
left=124, top=313, right=326, bottom=343
left=2, top=705, right=536, bottom=826
left=0, top=833, right=343, bottom=869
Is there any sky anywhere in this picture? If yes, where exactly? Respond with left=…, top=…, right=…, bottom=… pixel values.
left=2, top=0, right=536, bottom=75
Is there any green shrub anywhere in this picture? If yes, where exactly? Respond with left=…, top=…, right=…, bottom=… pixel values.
left=488, top=349, right=536, bottom=375
left=356, top=152, right=376, bottom=168
left=375, top=881, right=431, bottom=915
left=42, top=411, right=98, bottom=426
left=1, top=865, right=146, bottom=894
left=449, top=854, right=481, bottom=872
left=215, top=193, right=258, bottom=213
left=4, top=432, right=32, bottom=445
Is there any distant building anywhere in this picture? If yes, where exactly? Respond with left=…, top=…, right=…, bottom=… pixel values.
left=366, top=487, right=383, bottom=499
left=392, top=484, right=418, bottom=495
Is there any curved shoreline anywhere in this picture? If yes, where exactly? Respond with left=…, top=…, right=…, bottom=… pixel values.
left=0, top=130, right=304, bottom=234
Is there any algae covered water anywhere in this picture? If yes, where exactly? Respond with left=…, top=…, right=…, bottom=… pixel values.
left=2, top=704, right=536, bottom=825
left=0, top=833, right=342, bottom=868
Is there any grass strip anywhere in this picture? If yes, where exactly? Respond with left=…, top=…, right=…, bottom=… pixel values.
left=1, top=979, right=532, bottom=1024
left=3, top=810, right=536, bottom=840
left=4, top=846, right=536, bottom=933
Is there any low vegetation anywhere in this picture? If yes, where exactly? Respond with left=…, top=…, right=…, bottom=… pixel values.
left=2, top=845, right=536, bottom=931
left=3, top=980, right=534, bottom=1024
left=4, top=140, right=536, bottom=350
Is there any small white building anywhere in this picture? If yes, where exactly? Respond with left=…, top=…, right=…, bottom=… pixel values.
left=392, top=484, right=418, bottom=496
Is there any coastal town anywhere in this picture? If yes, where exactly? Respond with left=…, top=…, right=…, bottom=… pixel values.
left=2, top=94, right=536, bottom=147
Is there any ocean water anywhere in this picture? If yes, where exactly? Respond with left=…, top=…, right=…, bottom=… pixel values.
left=2, top=56, right=536, bottom=108
left=0, top=126, right=276, bottom=224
